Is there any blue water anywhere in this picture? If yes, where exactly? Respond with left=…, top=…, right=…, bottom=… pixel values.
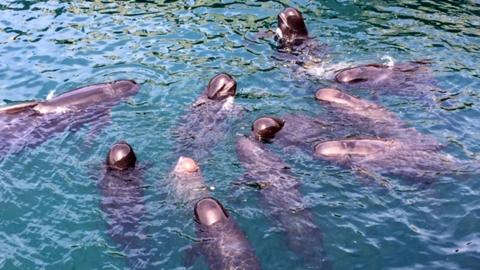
left=1, top=1, right=479, bottom=269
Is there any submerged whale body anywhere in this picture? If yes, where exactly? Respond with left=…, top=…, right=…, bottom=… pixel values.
left=315, top=88, right=441, bottom=147
left=251, top=114, right=360, bottom=155
left=172, top=73, right=241, bottom=160
left=251, top=85, right=442, bottom=157
left=100, top=141, right=152, bottom=269
left=236, top=136, right=332, bottom=269
left=167, top=156, right=209, bottom=209
left=0, top=80, right=140, bottom=158
left=333, top=60, right=433, bottom=93
left=193, top=197, right=261, bottom=270
left=314, top=138, right=478, bottom=183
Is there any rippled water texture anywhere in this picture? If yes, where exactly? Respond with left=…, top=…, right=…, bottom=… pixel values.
left=1, top=1, right=479, bottom=269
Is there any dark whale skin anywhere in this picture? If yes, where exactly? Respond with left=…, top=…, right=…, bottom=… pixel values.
left=314, top=138, right=478, bottom=183
left=236, top=136, right=331, bottom=270
left=99, top=167, right=152, bottom=269
left=195, top=217, right=261, bottom=270
left=33, top=80, right=139, bottom=114
left=0, top=80, right=139, bottom=158
left=194, top=201, right=261, bottom=270
left=334, top=61, right=433, bottom=94
left=314, top=88, right=441, bottom=148
left=172, top=74, right=240, bottom=160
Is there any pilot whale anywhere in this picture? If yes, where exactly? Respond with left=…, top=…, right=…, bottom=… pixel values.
left=237, top=136, right=331, bottom=269
left=0, top=80, right=139, bottom=158
left=314, top=138, right=478, bottom=183
left=172, top=73, right=240, bottom=160
left=167, top=156, right=209, bottom=208
left=100, top=141, right=152, bottom=269
left=193, top=197, right=262, bottom=270
left=315, top=87, right=441, bottom=147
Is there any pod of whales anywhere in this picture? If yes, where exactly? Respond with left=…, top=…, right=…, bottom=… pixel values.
left=273, top=7, right=436, bottom=97
left=2, top=4, right=477, bottom=270
left=251, top=86, right=477, bottom=184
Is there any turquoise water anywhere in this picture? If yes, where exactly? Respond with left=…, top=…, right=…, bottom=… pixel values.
left=1, top=1, right=479, bottom=269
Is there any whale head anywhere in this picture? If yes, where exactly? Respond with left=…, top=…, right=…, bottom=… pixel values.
left=205, top=73, right=237, bottom=101
left=314, top=141, right=351, bottom=159
left=276, top=7, right=309, bottom=46
left=174, top=156, right=200, bottom=174
left=110, top=80, right=141, bottom=97
left=194, top=197, right=228, bottom=226
left=314, top=139, right=392, bottom=160
left=334, top=65, right=391, bottom=84
left=32, top=80, right=141, bottom=114
left=315, top=88, right=361, bottom=108
left=106, top=141, right=137, bottom=170
left=252, top=116, right=285, bottom=142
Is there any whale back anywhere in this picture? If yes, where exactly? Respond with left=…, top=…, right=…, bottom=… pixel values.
left=34, top=80, right=139, bottom=114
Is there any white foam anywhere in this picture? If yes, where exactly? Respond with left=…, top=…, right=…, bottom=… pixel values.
left=275, top=27, right=283, bottom=39
left=46, top=90, right=56, bottom=100
left=381, top=55, right=395, bottom=68
left=305, top=61, right=353, bottom=79
left=221, top=96, right=235, bottom=111
left=33, top=104, right=71, bottom=114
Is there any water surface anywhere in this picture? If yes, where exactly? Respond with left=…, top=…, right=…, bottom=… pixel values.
left=0, top=1, right=479, bottom=269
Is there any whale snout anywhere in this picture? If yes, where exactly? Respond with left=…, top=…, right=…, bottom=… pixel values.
left=315, top=139, right=393, bottom=159
left=314, top=141, right=346, bottom=158
left=335, top=68, right=370, bottom=84
left=315, top=88, right=360, bottom=108
left=206, top=73, right=237, bottom=101
left=252, top=116, right=285, bottom=142
left=107, top=141, right=137, bottom=170
left=174, top=156, right=199, bottom=174
left=194, top=197, right=228, bottom=226
left=277, top=7, right=308, bottom=45
left=315, top=88, right=343, bottom=102
left=111, top=80, right=141, bottom=96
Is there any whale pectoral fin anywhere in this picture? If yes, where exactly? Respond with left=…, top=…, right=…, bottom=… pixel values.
left=232, top=173, right=271, bottom=190
left=229, top=174, right=268, bottom=203
left=353, top=166, right=393, bottom=189
left=183, top=244, right=201, bottom=268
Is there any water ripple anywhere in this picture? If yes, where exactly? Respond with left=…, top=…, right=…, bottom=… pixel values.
left=0, top=1, right=479, bottom=269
